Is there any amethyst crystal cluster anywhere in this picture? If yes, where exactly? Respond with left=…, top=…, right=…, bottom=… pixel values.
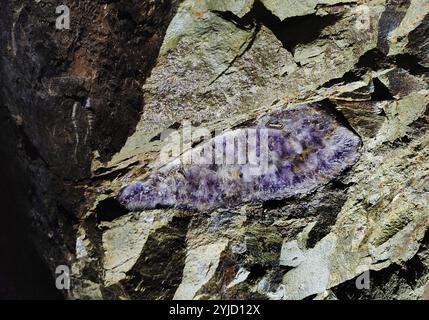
left=118, top=103, right=361, bottom=211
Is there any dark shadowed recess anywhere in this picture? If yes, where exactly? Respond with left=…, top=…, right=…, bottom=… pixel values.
left=371, top=78, right=394, bottom=101
left=0, top=106, right=62, bottom=300
left=95, top=197, right=130, bottom=223
left=215, top=0, right=342, bottom=54
left=377, top=0, right=411, bottom=55
left=106, top=216, right=191, bottom=299
left=86, top=0, right=182, bottom=162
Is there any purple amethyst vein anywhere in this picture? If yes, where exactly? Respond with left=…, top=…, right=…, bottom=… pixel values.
left=118, top=103, right=361, bottom=212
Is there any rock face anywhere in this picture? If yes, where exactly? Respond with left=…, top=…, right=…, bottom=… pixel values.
left=0, top=0, right=428, bottom=300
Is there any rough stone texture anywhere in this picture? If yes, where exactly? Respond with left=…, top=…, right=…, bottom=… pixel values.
left=260, top=0, right=356, bottom=21
left=1, top=0, right=429, bottom=300
left=173, top=239, right=229, bottom=300
left=0, top=0, right=180, bottom=299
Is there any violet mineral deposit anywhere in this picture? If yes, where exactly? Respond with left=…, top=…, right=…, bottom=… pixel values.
left=118, top=103, right=361, bottom=212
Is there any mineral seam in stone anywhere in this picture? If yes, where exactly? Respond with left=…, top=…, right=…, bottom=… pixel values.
left=118, top=103, right=361, bottom=211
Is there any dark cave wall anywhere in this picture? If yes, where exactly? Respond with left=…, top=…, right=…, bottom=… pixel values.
left=0, top=106, right=61, bottom=299
left=0, top=0, right=180, bottom=298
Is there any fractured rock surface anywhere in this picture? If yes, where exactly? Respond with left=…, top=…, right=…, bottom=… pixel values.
left=1, top=0, right=429, bottom=300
